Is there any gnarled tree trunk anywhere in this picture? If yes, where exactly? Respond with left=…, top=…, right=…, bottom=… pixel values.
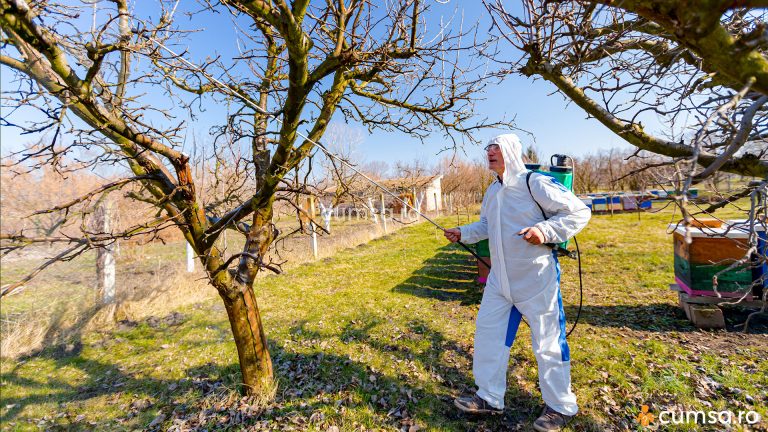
left=221, top=281, right=273, bottom=393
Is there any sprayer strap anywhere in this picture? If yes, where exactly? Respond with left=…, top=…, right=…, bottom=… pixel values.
left=525, top=171, right=547, bottom=221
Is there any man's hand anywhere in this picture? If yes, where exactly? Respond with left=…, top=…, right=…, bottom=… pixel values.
left=518, top=226, right=545, bottom=245
left=444, top=228, right=461, bottom=243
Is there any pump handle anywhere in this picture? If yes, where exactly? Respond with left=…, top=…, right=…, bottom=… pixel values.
left=551, top=154, right=571, bottom=168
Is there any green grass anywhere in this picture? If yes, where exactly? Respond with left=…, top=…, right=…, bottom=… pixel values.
left=1, top=208, right=767, bottom=431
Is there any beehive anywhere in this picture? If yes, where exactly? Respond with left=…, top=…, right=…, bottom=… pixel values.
left=727, top=220, right=767, bottom=297
left=621, top=195, right=638, bottom=211
left=591, top=196, right=607, bottom=212
left=671, top=223, right=755, bottom=298
left=609, top=195, right=622, bottom=211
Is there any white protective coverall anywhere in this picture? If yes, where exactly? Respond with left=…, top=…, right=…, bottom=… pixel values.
left=459, top=134, right=591, bottom=415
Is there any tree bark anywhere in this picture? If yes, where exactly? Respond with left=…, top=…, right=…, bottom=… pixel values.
left=213, top=203, right=278, bottom=395
left=220, top=280, right=273, bottom=394
left=521, top=58, right=768, bottom=178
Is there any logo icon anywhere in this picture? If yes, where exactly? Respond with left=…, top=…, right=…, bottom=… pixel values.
left=637, top=405, right=655, bottom=427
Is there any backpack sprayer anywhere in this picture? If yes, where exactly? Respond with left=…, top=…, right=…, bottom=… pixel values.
left=143, top=35, right=584, bottom=335
left=525, top=154, right=576, bottom=258
left=525, top=154, right=584, bottom=336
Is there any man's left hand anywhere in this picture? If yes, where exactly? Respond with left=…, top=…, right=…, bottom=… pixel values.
left=518, top=226, right=545, bottom=245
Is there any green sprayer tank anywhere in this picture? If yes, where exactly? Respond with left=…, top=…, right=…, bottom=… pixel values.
left=525, top=154, right=574, bottom=252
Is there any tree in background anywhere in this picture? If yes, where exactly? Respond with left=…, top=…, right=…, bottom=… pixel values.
left=440, top=157, right=494, bottom=210
left=0, top=161, right=104, bottom=237
left=572, top=154, right=601, bottom=194
left=361, top=160, right=390, bottom=181
left=571, top=149, right=675, bottom=194
left=314, top=124, right=366, bottom=207
left=0, top=0, right=509, bottom=394
left=524, top=143, right=540, bottom=163
left=393, top=159, right=435, bottom=182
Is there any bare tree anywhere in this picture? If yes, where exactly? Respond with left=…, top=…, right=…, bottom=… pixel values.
left=0, top=161, right=104, bottom=237
left=485, top=0, right=766, bottom=178
left=571, top=148, right=676, bottom=193
left=361, top=160, right=390, bottom=180
left=524, top=143, right=540, bottom=163
left=571, top=154, right=601, bottom=194
left=485, top=0, right=767, bottom=319
left=440, top=156, right=493, bottom=209
left=315, top=124, right=366, bottom=207
left=393, top=159, right=434, bottom=182
left=0, top=0, right=510, bottom=393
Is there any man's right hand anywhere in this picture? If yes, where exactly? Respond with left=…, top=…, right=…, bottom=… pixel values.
left=444, top=228, right=461, bottom=243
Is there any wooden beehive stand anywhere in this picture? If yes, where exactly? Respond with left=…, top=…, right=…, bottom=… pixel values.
left=670, top=284, right=764, bottom=329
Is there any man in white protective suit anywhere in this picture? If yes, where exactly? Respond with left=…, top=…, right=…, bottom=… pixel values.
left=443, top=134, right=590, bottom=432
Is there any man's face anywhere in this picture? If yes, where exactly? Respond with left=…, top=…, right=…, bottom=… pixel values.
left=485, top=143, right=505, bottom=176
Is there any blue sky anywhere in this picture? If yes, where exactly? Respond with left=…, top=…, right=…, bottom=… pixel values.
left=0, top=1, right=632, bottom=170
left=357, top=74, right=630, bottom=165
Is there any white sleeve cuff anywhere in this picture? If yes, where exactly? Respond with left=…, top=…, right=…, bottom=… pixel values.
left=534, top=222, right=553, bottom=244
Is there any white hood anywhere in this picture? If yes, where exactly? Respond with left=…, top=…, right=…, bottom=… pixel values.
left=486, top=133, right=526, bottom=186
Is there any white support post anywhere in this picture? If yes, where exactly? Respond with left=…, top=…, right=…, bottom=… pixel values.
left=309, top=197, right=318, bottom=259
left=319, top=202, right=333, bottom=233
left=310, top=221, right=318, bottom=259
left=186, top=241, right=195, bottom=273
left=414, top=192, right=425, bottom=221
left=367, top=197, right=378, bottom=223
left=381, top=193, right=387, bottom=234
left=94, top=202, right=116, bottom=304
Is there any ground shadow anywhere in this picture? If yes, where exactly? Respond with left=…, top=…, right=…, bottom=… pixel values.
left=392, top=244, right=483, bottom=305
left=1, top=339, right=193, bottom=430
left=176, top=313, right=598, bottom=431
left=0, top=306, right=602, bottom=431
left=563, top=303, right=768, bottom=334
left=396, top=244, right=768, bottom=336
left=0, top=310, right=203, bottom=430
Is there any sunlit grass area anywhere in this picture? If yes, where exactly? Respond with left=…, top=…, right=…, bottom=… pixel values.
left=1, top=205, right=766, bottom=431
